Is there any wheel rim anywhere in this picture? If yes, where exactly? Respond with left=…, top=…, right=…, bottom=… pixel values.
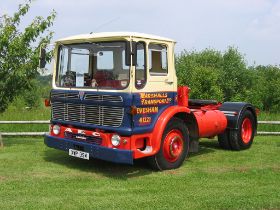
left=241, top=118, right=253, bottom=144
left=163, top=129, right=184, bottom=163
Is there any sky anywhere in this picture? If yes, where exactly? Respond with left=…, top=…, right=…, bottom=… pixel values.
left=1, top=0, right=280, bottom=66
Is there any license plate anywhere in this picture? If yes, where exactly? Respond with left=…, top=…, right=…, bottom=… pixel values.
left=69, top=149, right=89, bottom=160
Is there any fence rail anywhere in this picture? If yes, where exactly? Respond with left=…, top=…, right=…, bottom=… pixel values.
left=258, top=121, right=280, bottom=125
left=0, top=120, right=279, bottom=138
left=0, top=120, right=49, bottom=124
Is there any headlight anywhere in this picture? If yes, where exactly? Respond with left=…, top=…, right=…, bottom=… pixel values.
left=53, top=125, right=61, bottom=135
left=111, top=134, right=121, bottom=147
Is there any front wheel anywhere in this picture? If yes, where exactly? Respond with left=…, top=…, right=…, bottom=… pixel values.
left=147, top=118, right=189, bottom=170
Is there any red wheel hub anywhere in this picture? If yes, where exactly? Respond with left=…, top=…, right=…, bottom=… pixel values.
left=241, top=118, right=253, bottom=144
left=163, top=129, right=184, bottom=162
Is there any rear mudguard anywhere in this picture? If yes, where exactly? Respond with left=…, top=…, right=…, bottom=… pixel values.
left=219, top=102, right=258, bottom=131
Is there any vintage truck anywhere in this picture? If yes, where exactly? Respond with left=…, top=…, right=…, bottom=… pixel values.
left=41, top=32, right=257, bottom=170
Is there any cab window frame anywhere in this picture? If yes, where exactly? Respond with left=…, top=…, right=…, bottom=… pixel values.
left=135, top=41, right=147, bottom=89
left=148, top=43, right=168, bottom=76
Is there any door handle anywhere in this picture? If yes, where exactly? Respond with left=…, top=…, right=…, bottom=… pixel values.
left=164, top=79, right=174, bottom=84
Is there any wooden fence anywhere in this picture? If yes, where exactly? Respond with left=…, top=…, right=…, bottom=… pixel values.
left=0, top=121, right=49, bottom=147
left=257, top=121, right=280, bottom=135
left=0, top=120, right=279, bottom=147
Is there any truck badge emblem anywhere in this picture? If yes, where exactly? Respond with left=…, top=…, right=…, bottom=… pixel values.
left=79, top=91, right=85, bottom=100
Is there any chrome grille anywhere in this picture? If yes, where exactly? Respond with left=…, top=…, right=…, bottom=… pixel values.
left=51, top=92, right=79, bottom=99
left=84, top=94, right=102, bottom=101
left=51, top=92, right=123, bottom=102
left=51, top=101, right=124, bottom=127
left=84, top=94, right=123, bottom=102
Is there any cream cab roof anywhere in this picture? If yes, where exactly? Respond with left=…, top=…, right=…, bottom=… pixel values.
left=56, top=32, right=176, bottom=43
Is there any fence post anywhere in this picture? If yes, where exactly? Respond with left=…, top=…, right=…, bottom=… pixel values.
left=0, top=133, right=3, bottom=148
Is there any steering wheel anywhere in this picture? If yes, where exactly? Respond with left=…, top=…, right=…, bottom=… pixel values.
left=62, top=72, right=75, bottom=87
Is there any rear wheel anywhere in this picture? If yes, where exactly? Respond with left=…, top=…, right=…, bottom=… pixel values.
left=147, top=118, right=189, bottom=170
left=219, top=110, right=256, bottom=151
left=229, top=110, right=256, bottom=150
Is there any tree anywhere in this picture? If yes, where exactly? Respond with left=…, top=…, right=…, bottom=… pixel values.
left=0, top=0, right=56, bottom=112
left=253, top=65, right=280, bottom=112
left=220, top=47, right=252, bottom=102
left=176, top=49, right=224, bottom=101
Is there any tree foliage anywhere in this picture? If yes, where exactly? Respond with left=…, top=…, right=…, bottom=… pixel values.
left=252, top=66, right=280, bottom=112
left=176, top=49, right=223, bottom=101
left=0, top=0, right=56, bottom=112
left=176, top=47, right=280, bottom=112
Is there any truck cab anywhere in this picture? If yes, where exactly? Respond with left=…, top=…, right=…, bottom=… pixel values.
left=44, top=32, right=257, bottom=170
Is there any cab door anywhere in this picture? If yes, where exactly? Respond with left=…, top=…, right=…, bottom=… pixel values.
left=132, top=41, right=176, bottom=133
left=145, top=43, right=174, bottom=92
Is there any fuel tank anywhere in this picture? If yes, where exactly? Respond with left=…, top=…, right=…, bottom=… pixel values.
left=193, top=110, right=227, bottom=138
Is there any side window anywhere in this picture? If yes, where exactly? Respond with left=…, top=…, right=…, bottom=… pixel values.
left=149, top=44, right=168, bottom=75
left=135, top=42, right=146, bottom=89
left=59, top=47, right=68, bottom=75
left=97, top=51, right=114, bottom=70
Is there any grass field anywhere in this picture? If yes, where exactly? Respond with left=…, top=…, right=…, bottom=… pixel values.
left=0, top=136, right=279, bottom=209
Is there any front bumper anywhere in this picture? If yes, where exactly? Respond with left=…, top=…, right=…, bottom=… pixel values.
left=44, top=135, right=133, bottom=165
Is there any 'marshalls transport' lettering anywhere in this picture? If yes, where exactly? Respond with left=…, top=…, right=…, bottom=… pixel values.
left=141, top=98, right=172, bottom=105
left=140, top=92, right=168, bottom=99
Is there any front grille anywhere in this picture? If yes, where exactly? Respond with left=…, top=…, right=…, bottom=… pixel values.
left=51, top=92, right=79, bottom=99
left=84, top=94, right=123, bottom=102
left=51, top=92, right=123, bottom=103
left=64, top=132, right=102, bottom=145
left=51, top=101, right=124, bottom=127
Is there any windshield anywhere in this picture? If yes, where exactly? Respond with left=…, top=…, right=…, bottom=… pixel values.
left=55, top=42, right=130, bottom=89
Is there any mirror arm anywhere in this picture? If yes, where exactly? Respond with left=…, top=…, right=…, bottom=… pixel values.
left=39, top=45, right=47, bottom=68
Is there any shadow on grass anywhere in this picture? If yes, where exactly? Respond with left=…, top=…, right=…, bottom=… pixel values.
left=200, top=139, right=223, bottom=150
left=43, top=140, right=220, bottom=178
left=188, top=139, right=218, bottom=158
left=44, top=149, right=153, bottom=179
left=0, top=136, right=42, bottom=147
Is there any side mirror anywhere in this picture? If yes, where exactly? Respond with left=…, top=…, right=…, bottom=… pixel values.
left=39, top=47, right=46, bottom=68
left=125, top=41, right=137, bottom=66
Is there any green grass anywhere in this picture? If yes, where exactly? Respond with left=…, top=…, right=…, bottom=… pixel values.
left=0, top=136, right=279, bottom=209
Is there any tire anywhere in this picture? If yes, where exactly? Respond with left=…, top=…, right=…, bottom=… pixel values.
left=218, top=130, right=231, bottom=150
left=228, top=110, right=256, bottom=150
left=147, top=118, right=189, bottom=170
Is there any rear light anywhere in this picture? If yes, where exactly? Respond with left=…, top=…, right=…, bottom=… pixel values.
left=45, top=98, right=51, bottom=107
